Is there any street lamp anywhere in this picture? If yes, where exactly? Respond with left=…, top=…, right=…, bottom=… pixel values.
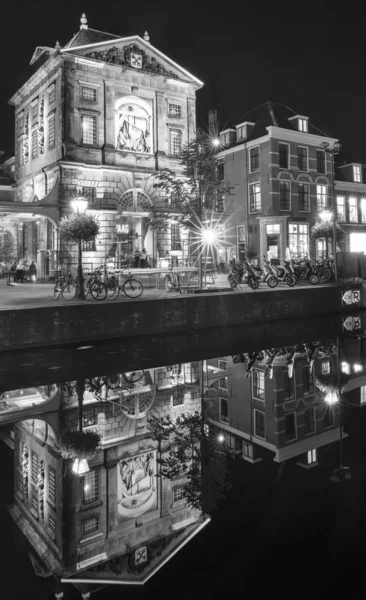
left=320, top=141, right=341, bottom=282
left=71, top=196, right=88, bottom=214
left=72, top=457, right=89, bottom=476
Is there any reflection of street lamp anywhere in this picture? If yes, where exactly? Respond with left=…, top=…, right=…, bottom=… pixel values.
left=72, top=457, right=89, bottom=476
left=320, top=141, right=341, bottom=282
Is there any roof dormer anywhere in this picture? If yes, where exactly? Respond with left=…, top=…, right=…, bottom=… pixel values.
left=338, top=163, right=363, bottom=184
left=288, top=115, right=309, bottom=133
left=235, top=121, right=255, bottom=141
left=219, top=129, right=236, bottom=147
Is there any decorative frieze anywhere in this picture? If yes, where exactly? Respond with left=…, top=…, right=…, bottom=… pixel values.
left=85, top=44, right=178, bottom=79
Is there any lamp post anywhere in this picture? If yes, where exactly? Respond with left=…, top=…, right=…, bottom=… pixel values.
left=320, top=141, right=341, bottom=282
left=70, top=196, right=88, bottom=300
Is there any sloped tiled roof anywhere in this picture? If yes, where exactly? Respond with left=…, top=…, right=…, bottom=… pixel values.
left=224, top=101, right=330, bottom=144
left=64, top=28, right=121, bottom=49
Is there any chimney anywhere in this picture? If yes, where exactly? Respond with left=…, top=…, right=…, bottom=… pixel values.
left=208, top=109, right=218, bottom=137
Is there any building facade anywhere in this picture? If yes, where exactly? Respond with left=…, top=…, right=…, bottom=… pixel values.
left=2, top=14, right=202, bottom=278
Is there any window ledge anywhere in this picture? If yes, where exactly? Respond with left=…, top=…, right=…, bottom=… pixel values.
left=80, top=531, right=103, bottom=545
left=79, top=500, right=103, bottom=513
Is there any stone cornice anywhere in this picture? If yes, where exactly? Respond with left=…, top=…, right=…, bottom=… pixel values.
left=267, top=126, right=338, bottom=147
left=335, top=180, right=366, bottom=193
left=8, top=55, right=62, bottom=108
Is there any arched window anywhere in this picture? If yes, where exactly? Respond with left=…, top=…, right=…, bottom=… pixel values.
left=120, top=189, right=153, bottom=213
left=115, top=96, right=152, bottom=154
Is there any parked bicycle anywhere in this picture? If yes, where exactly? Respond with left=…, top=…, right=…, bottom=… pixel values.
left=54, top=272, right=77, bottom=301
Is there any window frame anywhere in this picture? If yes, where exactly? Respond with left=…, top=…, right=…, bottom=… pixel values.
left=218, top=359, right=228, bottom=370
left=307, top=449, right=317, bottom=465
left=353, top=165, right=361, bottom=183
left=173, top=486, right=185, bottom=503
left=336, top=195, right=346, bottom=221
left=279, top=180, right=291, bottom=211
left=298, top=182, right=310, bottom=212
left=249, top=146, right=260, bottom=173
left=288, top=222, right=309, bottom=257
left=219, top=397, right=229, bottom=424
left=48, top=466, right=56, bottom=506
left=298, top=118, right=308, bottom=132
left=81, top=515, right=100, bottom=537
left=81, top=86, right=97, bottom=102
left=297, top=146, right=308, bottom=172
left=285, top=412, right=297, bottom=442
left=283, top=368, right=295, bottom=401
left=48, top=83, right=56, bottom=106
left=360, top=198, right=366, bottom=224
left=349, top=196, right=358, bottom=222
left=242, top=441, right=253, bottom=460
left=169, top=127, right=183, bottom=156
left=249, top=182, right=261, bottom=213
left=303, top=365, right=314, bottom=396
left=31, top=126, right=38, bottom=160
left=316, top=149, right=326, bottom=174
left=168, top=103, right=182, bottom=118
left=254, top=409, right=266, bottom=439
left=279, top=142, right=290, bottom=169
left=82, top=469, right=100, bottom=506
left=48, top=111, right=56, bottom=150
left=81, top=112, right=98, bottom=146
left=304, top=407, right=316, bottom=435
left=316, top=184, right=327, bottom=211
left=252, top=368, right=265, bottom=401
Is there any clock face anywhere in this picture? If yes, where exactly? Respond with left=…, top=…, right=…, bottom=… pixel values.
left=131, top=52, right=142, bottom=69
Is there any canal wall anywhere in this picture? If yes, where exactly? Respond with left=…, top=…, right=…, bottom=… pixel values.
left=0, top=283, right=364, bottom=352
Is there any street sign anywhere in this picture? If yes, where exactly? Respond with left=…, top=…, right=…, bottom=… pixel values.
left=342, top=289, right=361, bottom=305
left=343, top=316, right=362, bottom=331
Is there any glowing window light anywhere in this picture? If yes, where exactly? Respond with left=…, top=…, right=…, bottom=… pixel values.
left=353, top=364, right=363, bottom=373
left=341, top=362, right=351, bottom=374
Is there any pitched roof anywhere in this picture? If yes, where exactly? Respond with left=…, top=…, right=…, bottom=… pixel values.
left=64, top=27, right=121, bottom=49
left=224, top=101, right=330, bottom=144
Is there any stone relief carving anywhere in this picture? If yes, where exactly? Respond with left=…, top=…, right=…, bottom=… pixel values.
left=116, top=102, right=151, bottom=153
left=85, top=44, right=178, bottom=79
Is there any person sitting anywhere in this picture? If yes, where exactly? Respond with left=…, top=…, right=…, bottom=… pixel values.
left=133, top=248, right=141, bottom=268
left=140, top=248, right=147, bottom=268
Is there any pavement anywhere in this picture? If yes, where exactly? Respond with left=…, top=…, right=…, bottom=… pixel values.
left=0, top=273, right=332, bottom=311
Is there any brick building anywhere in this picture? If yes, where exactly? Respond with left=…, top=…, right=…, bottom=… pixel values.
left=1, top=13, right=202, bottom=278
left=8, top=362, right=209, bottom=584
left=216, top=101, right=339, bottom=265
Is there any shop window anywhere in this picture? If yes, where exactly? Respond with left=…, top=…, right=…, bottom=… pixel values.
left=219, top=397, right=229, bottom=423
left=288, top=223, right=309, bottom=257
left=279, top=143, right=289, bottom=169
left=316, top=150, right=326, bottom=174
left=83, top=470, right=100, bottom=505
left=280, top=181, right=290, bottom=210
left=252, top=369, right=265, bottom=400
left=304, top=407, right=315, bottom=435
left=285, top=413, right=296, bottom=441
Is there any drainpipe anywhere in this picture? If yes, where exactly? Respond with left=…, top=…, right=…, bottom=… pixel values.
left=42, top=168, right=48, bottom=195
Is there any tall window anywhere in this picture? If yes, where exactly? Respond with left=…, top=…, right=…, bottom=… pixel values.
left=285, top=413, right=296, bottom=441
left=32, top=100, right=38, bottom=120
left=307, top=449, right=317, bottom=465
left=349, top=197, right=358, bottom=222
left=323, top=408, right=333, bottom=429
left=31, top=452, right=38, bottom=484
left=298, top=183, right=310, bottom=211
left=360, top=385, right=366, bottom=405
left=48, top=112, right=55, bottom=149
left=219, top=377, right=228, bottom=390
left=173, top=387, right=184, bottom=406
left=82, top=516, right=99, bottom=536
left=18, top=112, right=25, bottom=136
left=254, top=410, right=265, bottom=439
left=170, top=128, right=182, bottom=155
left=171, top=223, right=181, bottom=250
left=242, top=441, right=253, bottom=460
left=18, top=139, right=25, bottom=167
left=252, top=369, right=265, bottom=400
left=48, top=467, right=56, bottom=505
left=83, top=406, right=98, bottom=428
left=215, top=194, right=225, bottom=212
left=82, top=240, right=96, bottom=251
left=82, top=186, right=96, bottom=206
left=316, top=185, right=327, bottom=211
left=288, top=223, right=309, bottom=257
left=298, top=118, right=308, bottom=132
left=237, top=125, right=246, bottom=140
left=321, top=360, right=331, bottom=375
left=31, top=127, right=38, bottom=159
left=81, top=87, right=97, bottom=101
left=81, top=114, right=97, bottom=145
left=217, top=160, right=224, bottom=181
left=361, top=199, right=366, bottom=223
left=249, top=183, right=261, bottom=212
left=297, top=147, right=308, bottom=171
left=279, top=181, right=290, bottom=210
left=316, top=149, right=326, bottom=174
left=304, top=407, right=315, bottom=435
left=83, top=470, right=100, bottom=505
left=353, top=165, right=361, bottom=182
left=250, top=147, right=259, bottom=172
left=219, top=397, right=229, bottom=423
left=279, top=143, right=289, bottom=169
left=303, top=366, right=314, bottom=395
left=168, top=104, right=181, bottom=117
left=283, top=369, right=295, bottom=400
left=336, top=196, right=346, bottom=221
left=48, top=84, right=55, bottom=105
left=48, top=515, right=56, bottom=539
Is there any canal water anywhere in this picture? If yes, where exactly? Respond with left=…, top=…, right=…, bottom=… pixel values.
left=1, top=314, right=366, bottom=600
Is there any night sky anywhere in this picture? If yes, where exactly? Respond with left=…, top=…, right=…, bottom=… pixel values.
left=1, top=0, right=366, bottom=162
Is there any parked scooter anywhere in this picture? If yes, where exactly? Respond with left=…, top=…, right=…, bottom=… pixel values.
left=263, top=255, right=297, bottom=287
left=297, top=255, right=319, bottom=285
left=261, top=257, right=279, bottom=288
left=227, top=261, right=245, bottom=288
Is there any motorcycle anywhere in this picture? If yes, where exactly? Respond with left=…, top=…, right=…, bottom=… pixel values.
left=228, top=260, right=261, bottom=290
left=297, top=256, right=319, bottom=285
left=263, top=256, right=297, bottom=287
left=261, top=257, right=279, bottom=288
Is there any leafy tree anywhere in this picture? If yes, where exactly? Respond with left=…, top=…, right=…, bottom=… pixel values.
left=311, top=221, right=345, bottom=256
left=59, top=213, right=100, bottom=300
left=0, top=231, right=15, bottom=265
left=153, top=129, right=234, bottom=287
left=148, top=410, right=229, bottom=514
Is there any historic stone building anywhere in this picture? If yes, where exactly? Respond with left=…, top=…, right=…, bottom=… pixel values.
left=4, top=13, right=202, bottom=277
left=8, top=362, right=208, bottom=585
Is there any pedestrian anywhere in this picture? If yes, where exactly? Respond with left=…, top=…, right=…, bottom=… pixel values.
left=133, top=248, right=141, bottom=268
left=28, top=260, right=37, bottom=281
left=140, top=247, right=147, bottom=268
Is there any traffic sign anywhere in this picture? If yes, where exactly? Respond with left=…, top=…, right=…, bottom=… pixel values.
left=342, top=289, right=361, bottom=305
left=343, top=316, right=362, bottom=331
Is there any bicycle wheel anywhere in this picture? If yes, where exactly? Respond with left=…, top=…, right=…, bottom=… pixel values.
left=164, top=274, right=173, bottom=291
left=123, top=278, right=143, bottom=298
left=61, top=281, right=76, bottom=300
left=90, top=281, right=107, bottom=301
left=54, top=281, right=62, bottom=299
left=106, top=278, right=120, bottom=300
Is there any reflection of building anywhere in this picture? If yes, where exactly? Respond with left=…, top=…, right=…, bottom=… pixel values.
left=7, top=363, right=208, bottom=587
left=216, top=102, right=339, bottom=265
left=1, top=13, right=202, bottom=276
left=206, top=350, right=343, bottom=469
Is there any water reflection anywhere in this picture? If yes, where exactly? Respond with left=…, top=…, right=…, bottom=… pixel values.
left=1, top=331, right=366, bottom=595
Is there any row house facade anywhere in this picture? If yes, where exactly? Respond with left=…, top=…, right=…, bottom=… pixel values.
left=1, top=14, right=202, bottom=278
left=7, top=362, right=209, bottom=585
left=334, top=162, right=366, bottom=254
left=206, top=348, right=342, bottom=468
left=216, top=101, right=340, bottom=265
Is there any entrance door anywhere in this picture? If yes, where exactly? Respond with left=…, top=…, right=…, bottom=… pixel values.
left=266, top=224, right=280, bottom=263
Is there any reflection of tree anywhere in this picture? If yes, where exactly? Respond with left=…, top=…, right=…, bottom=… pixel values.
left=148, top=411, right=229, bottom=514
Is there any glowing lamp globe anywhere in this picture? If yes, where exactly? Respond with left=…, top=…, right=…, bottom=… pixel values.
left=72, top=457, right=89, bottom=476
left=71, top=197, right=88, bottom=214
left=202, top=229, right=216, bottom=244
left=217, top=433, right=225, bottom=443
left=324, top=391, right=339, bottom=405
left=212, top=138, right=220, bottom=147
left=319, top=210, right=332, bottom=222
